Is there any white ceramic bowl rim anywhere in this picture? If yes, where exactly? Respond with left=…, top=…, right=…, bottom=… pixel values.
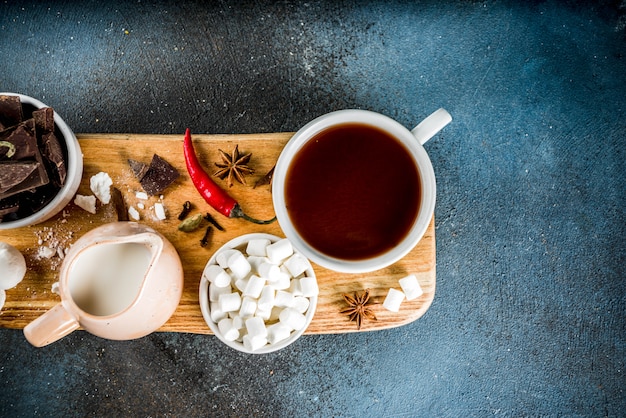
left=0, top=92, right=83, bottom=229
left=199, top=233, right=318, bottom=354
left=272, top=109, right=436, bottom=274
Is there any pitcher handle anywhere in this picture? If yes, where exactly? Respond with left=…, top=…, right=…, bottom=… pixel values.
left=23, top=303, right=80, bottom=347
left=411, top=108, right=452, bottom=145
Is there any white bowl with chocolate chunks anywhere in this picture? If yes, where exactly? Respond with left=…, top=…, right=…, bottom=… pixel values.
left=0, top=93, right=82, bottom=229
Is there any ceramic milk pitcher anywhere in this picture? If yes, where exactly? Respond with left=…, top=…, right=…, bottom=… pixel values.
left=24, top=222, right=184, bottom=347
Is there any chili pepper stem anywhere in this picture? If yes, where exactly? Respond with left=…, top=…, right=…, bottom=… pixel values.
left=230, top=204, right=276, bottom=225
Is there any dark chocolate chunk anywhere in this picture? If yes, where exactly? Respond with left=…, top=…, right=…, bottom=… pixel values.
left=0, top=162, right=38, bottom=193
left=0, top=201, right=20, bottom=222
left=42, top=132, right=66, bottom=185
left=1, top=123, right=38, bottom=160
left=33, top=107, right=55, bottom=135
left=128, top=158, right=150, bottom=181
left=140, top=154, right=180, bottom=196
left=111, top=187, right=129, bottom=221
left=0, top=95, right=23, bottom=128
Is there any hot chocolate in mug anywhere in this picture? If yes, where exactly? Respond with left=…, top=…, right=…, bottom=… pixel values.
left=24, top=222, right=184, bottom=347
left=272, top=108, right=451, bottom=274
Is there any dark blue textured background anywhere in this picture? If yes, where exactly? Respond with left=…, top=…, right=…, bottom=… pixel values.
left=1, top=1, right=624, bottom=416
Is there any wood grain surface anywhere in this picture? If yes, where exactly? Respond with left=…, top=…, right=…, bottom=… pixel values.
left=0, top=133, right=435, bottom=335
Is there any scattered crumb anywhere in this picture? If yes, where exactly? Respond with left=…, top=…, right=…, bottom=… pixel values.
left=74, top=194, right=96, bottom=214
left=154, top=202, right=166, bottom=220
left=128, top=206, right=140, bottom=221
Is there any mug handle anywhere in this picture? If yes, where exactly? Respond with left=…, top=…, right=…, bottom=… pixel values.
left=411, top=108, right=452, bottom=145
left=23, top=303, right=80, bottom=347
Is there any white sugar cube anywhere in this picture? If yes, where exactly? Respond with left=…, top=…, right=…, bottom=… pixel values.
left=243, top=334, right=268, bottom=352
left=74, top=194, right=97, bottom=214
left=128, top=206, right=140, bottom=220
left=239, top=296, right=258, bottom=318
left=293, top=296, right=310, bottom=314
left=279, top=308, right=307, bottom=331
left=270, top=272, right=291, bottom=290
left=267, top=322, right=292, bottom=345
left=299, top=276, right=319, bottom=297
left=203, top=265, right=232, bottom=288
left=210, top=304, right=227, bottom=323
left=154, top=202, right=166, bottom=220
left=383, top=288, right=405, bottom=312
left=219, top=292, right=242, bottom=312
left=209, top=283, right=231, bottom=302
left=243, top=275, right=265, bottom=299
left=284, top=253, right=308, bottom=278
left=274, top=290, right=295, bottom=308
left=266, top=238, right=293, bottom=264
left=228, top=251, right=251, bottom=280
left=218, top=318, right=240, bottom=342
left=257, top=286, right=276, bottom=311
left=216, top=249, right=239, bottom=269
left=399, top=274, right=423, bottom=301
left=257, top=262, right=281, bottom=282
left=90, top=172, right=113, bottom=204
left=246, top=238, right=271, bottom=257
left=245, top=316, right=268, bottom=338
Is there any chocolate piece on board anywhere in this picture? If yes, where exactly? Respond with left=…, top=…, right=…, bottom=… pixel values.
left=140, top=154, right=180, bottom=196
left=0, top=95, right=23, bottom=129
left=128, top=158, right=150, bottom=181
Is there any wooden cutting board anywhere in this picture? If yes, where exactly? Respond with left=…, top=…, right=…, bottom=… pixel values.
left=0, top=133, right=435, bottom=335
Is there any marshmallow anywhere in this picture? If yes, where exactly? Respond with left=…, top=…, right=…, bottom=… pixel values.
left=0, top=242, right=27, bottom=290
left=227, top=251, right=251, bottom=280
left=299, top=276, right=319, bottom=298
left=288, top=278, right=302, bottom=296
left=274, top=290, right=295, bottom=308
left=266, top=238, right=293, bottom=264
left=203, top=265, right=231, bottom=288
left=209, top=282, right=231, bottom=302
left=218, top=318, right=240, bottom=342
left=246, top=238, right=271, bottom=257
left=383, top=288, right=405, bottom=312
left=218, top=292, right=242, bottom=312
left=243, top=275, right=265, bottom=299
left=216, top=249, right=239, bottom=269
left=257, top=261, right=281, bottom=282
left=270, top=272, right=291, bottom=290
left=239, top=296, right=258, bottom=318
left=279, top=308, right=307, bottom=331
left=210, top=304, right=227, bottom=323
left=255, top=307, right=272, bottom=321
left=284, top=253, right=309, bottom=278
left=231, top=315, right=244, bottom=330
left=292, top=296, right=310, bottom=314
left=246, top=256, right=268, bottom=274
left=267, top=322, right=292, bottom=345
left=257, top=286, right=275, bottom=311
left=234, top=276, right=249, bottom=293
left=243, top=334, right=268, bottom=352
left=399, top=274, right=423, bottom=301
left=245, top=316, right=268, bottom=338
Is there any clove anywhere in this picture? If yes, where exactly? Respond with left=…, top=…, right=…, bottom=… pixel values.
left=200, top=226, right=213, bottom=247
left=204, top=212, right=225, bottom=231
left=177, top=200, right=192, bottom=220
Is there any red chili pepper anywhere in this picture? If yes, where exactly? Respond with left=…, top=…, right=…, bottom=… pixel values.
left=183, top=128, right=276, bottom=225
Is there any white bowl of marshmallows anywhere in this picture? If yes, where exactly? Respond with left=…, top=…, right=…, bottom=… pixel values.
left=199, top=233, right=318, bottom=354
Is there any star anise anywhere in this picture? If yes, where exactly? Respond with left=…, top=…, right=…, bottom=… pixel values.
left=340, top=289, right=377, bottom=330
left=213, top=144, right=254, bottom=187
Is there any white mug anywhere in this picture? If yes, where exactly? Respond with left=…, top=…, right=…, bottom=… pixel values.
left=24, top=222, right=184, bottom=347
left=272, top=108, right=451, bottom=273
